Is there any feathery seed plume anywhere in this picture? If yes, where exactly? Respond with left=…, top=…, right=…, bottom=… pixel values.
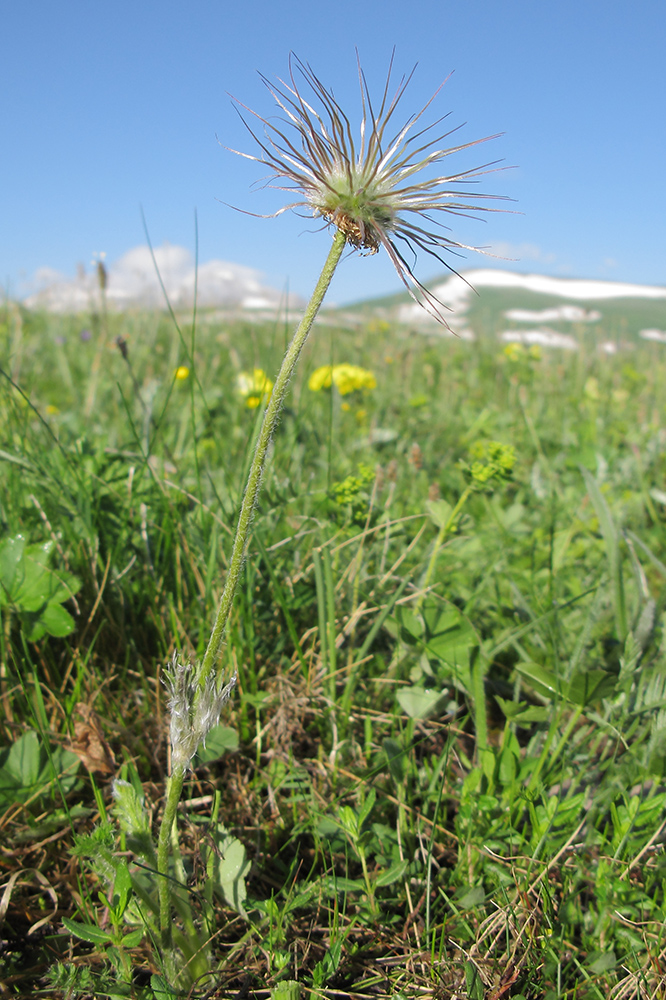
left=228, top=53, right=509, bottom=326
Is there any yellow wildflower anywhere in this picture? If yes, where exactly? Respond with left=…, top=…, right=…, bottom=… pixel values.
left=332, top=364, right=377, bottom=395
left=175, top=366, right=190, bottom=381
left=503, top=343, right=524, bottom=362
left=309, top=363, right=377, bottom=395
left=308, top=365, right=334, bottom=391
left=237, top=368, right=274, bottom=409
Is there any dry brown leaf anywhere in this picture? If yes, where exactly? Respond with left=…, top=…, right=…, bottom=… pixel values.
left=69, top=702, right=116, bottom=775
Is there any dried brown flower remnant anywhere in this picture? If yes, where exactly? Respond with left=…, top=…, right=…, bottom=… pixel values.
left=409, top=442, right=424, bottom=469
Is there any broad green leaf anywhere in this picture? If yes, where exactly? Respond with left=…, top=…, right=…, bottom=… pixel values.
left=47, top=744, right=80, bottom=793
left=0, top=769, right=22, bottom=805
left=121, top=927, right=144, bottom=948
left=425, top=624, right=474, bottom=667
left=0, top=535, right=26, bottom=603
left=6, top=730, right=41, bottom=788
left=480, top=746, right=496, bottom=781
left=317, top=817, right=342, bottom=838
left=396, top=685, right=448, bottom=719
left=31, top=602, right=76, bottom=639
left=498, top=746, right=518, bottom=785
left=357, top=788, right=376, bottom=829
left=13, top=562, right=53, bottom=611
left=587, top=950, right=617, bottom=974
left=511, top=706, right=549, bottom=725
left=383, top=738, right=406, bottom=785
left=425, top=498, right=453, bottom=529
left=338, top=806, right=359, bottom=837
left=212, top=827, right=250, bottom=917
left=494, top=695, right=527, bottom=720
left=374, top=860, right=408, bottom=886
left=271, top=982, right=301, bottom=1000
left=110, top=861, right=133, bottom=916
left=0, top=733, right=80, bottom=807
left=62, top=915, right=114, bottom=945
left=26, top=540, right=55, bottom=561
left=567, top=669, right=617, bottom=706
left=34, top=568, right=80, bottom=608
left=194, top=724, right=239, bottom=764
left=514, top=661, right=563, bottom=699
left=16, top=559, right=79, bottom=613
left=457, top=886, right=486, bottom=910
left=322, top=876, right=365, bottom=894
left=0, top=533, right=80, bottom=639
left=394, top=606, right=424, bottom=641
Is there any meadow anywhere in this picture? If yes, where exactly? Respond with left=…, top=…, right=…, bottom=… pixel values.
left=2, top=290, right=666, bottom=1000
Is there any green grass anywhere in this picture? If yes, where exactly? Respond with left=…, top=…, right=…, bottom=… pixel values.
left=2, top=294, right=666, bottom=999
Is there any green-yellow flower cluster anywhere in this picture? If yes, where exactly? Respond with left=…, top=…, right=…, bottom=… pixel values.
left=461, top=440, right=516, bottom=489
left=236, top=368, right=274, bottom=408
left=308, top=364, right=377, bottom=395
left=332, top=463, right=375, bottom=507
left=503, top=343, right=542, bottom=362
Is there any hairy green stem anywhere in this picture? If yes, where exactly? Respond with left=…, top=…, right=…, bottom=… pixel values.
left=157, top=230, right=347, bottom=971
left=157, top=762, right=186, bottom=961
left=199, top=228, right=347, bottom=686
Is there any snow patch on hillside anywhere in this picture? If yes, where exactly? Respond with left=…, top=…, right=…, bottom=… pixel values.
left=397, top=270, right=666, bottom=330
left=454, top=270, right=666, bottom=302
left=426, top=269, right=666, bottom=314
left=640, top=329, right=666, bottom=343
left=504, top=305, right=602, bottom=323
left=500, top=329, right=579, bottom=350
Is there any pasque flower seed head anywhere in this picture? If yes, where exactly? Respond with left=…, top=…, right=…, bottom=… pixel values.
left=228, top=52, right=510, bottom=326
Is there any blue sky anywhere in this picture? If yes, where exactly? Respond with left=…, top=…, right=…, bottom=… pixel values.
left=2, top=0, right=665, bottom=305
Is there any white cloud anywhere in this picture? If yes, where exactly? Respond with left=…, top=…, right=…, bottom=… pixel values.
left=23, top=244, right=302, bottom=313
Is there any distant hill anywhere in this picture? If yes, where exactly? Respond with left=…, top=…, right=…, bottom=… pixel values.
left=336, top=269, right=666, bottom=349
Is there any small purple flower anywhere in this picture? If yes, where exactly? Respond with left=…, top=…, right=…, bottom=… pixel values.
left=80, top=329, right=92, bottom=342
